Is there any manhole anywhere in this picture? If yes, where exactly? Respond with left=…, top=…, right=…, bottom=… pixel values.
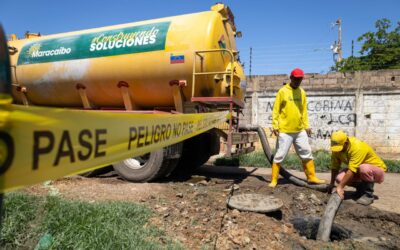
left=227, top=193, right=283, bottom=213
left=290, top=217, right=352, bottom=241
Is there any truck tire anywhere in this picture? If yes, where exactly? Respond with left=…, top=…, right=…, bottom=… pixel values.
left=170, top=131, right=219, bottom=178
left=113, top=144, right=181, bottom=182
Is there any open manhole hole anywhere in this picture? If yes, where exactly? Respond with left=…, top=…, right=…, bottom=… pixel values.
left=290, top=217, right=352, bottom=241
left=227, top=193, right=283, bottom=213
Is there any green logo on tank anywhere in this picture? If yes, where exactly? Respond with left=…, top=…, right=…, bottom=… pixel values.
left=18, top=22, right=171, bottom=65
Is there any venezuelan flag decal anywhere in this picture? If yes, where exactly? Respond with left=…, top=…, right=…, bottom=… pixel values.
left=170, top=54, right=184, bottom=64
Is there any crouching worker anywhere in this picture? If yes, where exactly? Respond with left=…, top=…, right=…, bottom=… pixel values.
left=330, top=130, right=386, bottom=205
left=269, top=68, right=325, bottom=188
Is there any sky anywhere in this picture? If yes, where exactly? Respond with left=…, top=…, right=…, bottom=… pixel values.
left=1, top=0, right=399, bottom=75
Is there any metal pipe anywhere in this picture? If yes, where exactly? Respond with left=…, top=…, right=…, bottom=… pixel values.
left=193, top=71, right=232, bottom=75
left=192, top=49, right=235, bottom=98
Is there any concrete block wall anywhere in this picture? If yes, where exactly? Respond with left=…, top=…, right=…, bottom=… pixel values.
left=242, top=69, right=400, bottom=155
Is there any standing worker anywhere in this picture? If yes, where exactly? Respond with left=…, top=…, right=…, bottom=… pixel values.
left=269, top=68, right=325, bottom=187
left=330, top=130, right=386, bottom=205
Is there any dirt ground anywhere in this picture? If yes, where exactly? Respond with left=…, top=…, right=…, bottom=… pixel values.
left=23, top=166, right=400, bottom=250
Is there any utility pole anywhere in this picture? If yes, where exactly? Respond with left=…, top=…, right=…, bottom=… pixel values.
left=249, top=47, right=252, bottom=78
left=351, top=40, right=354, bottom=57
left=337, top=18, right=342, bottom=62
left=331, top=18, right=342, bottom=63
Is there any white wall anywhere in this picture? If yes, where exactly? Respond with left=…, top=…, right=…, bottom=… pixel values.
left=244, top=70, right=400, bottom=155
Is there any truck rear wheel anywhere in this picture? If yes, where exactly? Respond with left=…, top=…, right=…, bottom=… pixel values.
left=113, top=144, right=181, bottom=182
left=170, top=130, right=220, bottom=178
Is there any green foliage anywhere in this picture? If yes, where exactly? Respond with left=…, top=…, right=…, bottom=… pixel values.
left=384, top=159, right=400, bottom=173
left=312, top=150, right=333, bottom=171
left=214, top=156, right=240, bottom=166
left=215, top=150, right=400, bottom=173
left=332, top=18, right=400, bottom=72
left=278, top=150, right=332, bottom=172
left=239, top=151, right=271, bottom=167
left=1, top=193, right=182, bottom=250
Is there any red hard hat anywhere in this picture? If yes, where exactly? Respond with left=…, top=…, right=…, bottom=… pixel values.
left=290, top=68, right=304, bottom=78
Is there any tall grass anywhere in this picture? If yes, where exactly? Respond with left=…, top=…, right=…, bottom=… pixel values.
left=1, top=193, right=40, bottom=248
left=1, top=193, right=182, bottom=250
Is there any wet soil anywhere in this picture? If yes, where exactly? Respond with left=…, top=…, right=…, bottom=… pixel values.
left=23, top=166, right=400, bottom=250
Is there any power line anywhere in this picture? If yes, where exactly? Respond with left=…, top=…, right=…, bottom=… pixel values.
left=252, top=42, right=331, bottom=49
left=253, top=57, right=333, bottom=62
left=255, top=61, right=333, bottom=67
left=252, top=47, right=331, bottom=53
left=254, top=60, right=333, bottom=65
left=252, top=49, right=331, bottom=55
left=253, top=53, right=331, bottom=59
left=253, top=50, right=330, bottom=58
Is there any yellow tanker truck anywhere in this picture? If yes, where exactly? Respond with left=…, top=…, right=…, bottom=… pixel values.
left=7, top=4, right=257, bottom=182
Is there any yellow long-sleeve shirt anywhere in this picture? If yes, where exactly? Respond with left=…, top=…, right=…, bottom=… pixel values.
left=272, top=84, right=309, bottom=133
left=331, top=137, right=387, bottom=173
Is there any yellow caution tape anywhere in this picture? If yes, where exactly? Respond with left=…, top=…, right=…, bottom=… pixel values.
left=0, top=104, right=228, bottom=192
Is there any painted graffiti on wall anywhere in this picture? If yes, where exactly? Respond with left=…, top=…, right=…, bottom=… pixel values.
left=261, top=97, right=355, bottom=113
left=315, top=129, right=333, bottom=140
left=245, top=71, right=400, bottom=154
left=256, top=95, right=356, bottom=150
left=313, top=128, right=354, bottom=140
left=307, top=99, right=353, bottom=112
left=306, top=96, right=356, bottom=143
left=309, top=113, right=356, bottom=127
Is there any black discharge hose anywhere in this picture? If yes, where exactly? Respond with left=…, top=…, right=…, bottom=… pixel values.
left=316, top=193, right=342, bottom=241
left=240, top=125, right=340, bottom=241
left=239, top=125, right=329, bottom=192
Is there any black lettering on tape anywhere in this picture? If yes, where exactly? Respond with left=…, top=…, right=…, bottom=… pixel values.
left=160, top=124, right=166, bottom=141
left=33, top=131, right=54, bottom=170
left=154, top=125, right=160, bottom=143
left=94, top=129, right=107, bottom=157
left=78, top=129, right=93, bottom=161
left=144, top=126, right=151, bottom=146
left=53, top=130, right=75, bottom=166
left=150, top=125, right=155, bottom=144
left=128, top=127, right=137, bottom=150
left=166, top=124, right=172, bottom=139
left=173, top=123, right=181, bottom=137
left=0, top=131, right=14, bottom=175
left=137, top=126, right=145, bottom=148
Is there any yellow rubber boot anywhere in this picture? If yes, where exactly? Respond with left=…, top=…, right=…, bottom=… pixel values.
left=268, top=163, right=280, bottom=188
left=303, top=160, right=326, bottom=184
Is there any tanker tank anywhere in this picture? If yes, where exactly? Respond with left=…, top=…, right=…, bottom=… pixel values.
left=8, top=4, right=245, bottom=110
left=7, top=4, right=249, bottom=183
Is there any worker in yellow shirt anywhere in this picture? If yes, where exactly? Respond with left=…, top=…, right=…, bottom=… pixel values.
left=330, top=130, right=386, bottom=205
left=269, top=68, right=325, bottom=187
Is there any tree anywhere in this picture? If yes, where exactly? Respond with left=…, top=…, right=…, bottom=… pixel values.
left=332, top=18, right=400, bottom=72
